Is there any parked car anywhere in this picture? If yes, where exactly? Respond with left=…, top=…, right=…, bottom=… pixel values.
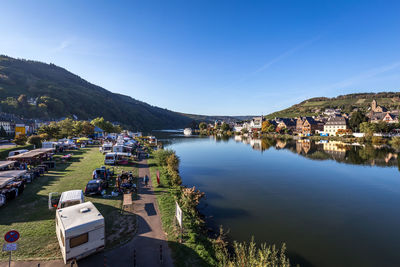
left=84, top=179, right=107, bottom=196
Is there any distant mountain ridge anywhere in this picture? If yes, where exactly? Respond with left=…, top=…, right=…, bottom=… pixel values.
left=266, top=92, right=400, bottom=119
left=0, top=55, right=243, bottom=130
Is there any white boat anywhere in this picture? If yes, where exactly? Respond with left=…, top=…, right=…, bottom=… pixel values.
left=183, top=128, right=192, bottom=136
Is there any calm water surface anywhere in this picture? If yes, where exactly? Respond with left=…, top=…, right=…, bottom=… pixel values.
left=157, top=132, right=400, bottom=267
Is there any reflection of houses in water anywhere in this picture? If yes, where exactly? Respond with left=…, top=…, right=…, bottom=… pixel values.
left=296, top=140, right=317, bottom=155
left=275, top=140, right=287, bottom=149
left=242, top=137, right=251, bottom=145
left=322, top=141, right=348, bottom=160
left=385, top=153, right=398, bottom=163
left=250, top=139, right=262, bottom=151
left=234, top=135, right=242, bottom=142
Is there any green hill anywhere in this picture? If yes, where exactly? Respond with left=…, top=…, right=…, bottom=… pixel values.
left=0, top=55, right=196, bottom=131
left=266, top=92, right=400, bottom=119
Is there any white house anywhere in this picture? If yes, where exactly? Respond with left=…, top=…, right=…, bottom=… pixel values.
left=323, top=116, right=347, bottom=136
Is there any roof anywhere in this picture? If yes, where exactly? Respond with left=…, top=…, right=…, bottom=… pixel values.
left=59, top=190, right=84, bottom=204
left=7, top=148, right=54, bottom=160
left=325, top=116, right=347, bottom=126
left=94, top=126, right=104, bottom=132
left=58, top=202, right=104, bottom=232
left=370, top=112, right=387, bottom=121
left=0, top=161, right=16, bottom=169
left=0, top=170, right=27, bottom=188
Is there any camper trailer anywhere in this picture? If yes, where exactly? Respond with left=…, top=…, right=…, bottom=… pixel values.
left=49, top=190, right=85, bottom=210
left=56, top=201, right=105, bottom=263
left=100, top=143, right=113, bottom=154
left=8, top=149, right=29, bottom=157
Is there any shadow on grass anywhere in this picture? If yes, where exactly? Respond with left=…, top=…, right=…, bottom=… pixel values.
left=0, top=148, right=91, bottom=224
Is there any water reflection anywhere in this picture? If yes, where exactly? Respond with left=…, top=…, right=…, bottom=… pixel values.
left=234, top=136, right=400, bottom=170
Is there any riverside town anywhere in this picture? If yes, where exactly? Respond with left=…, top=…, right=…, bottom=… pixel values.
left=1, top=1, right=400, bottom=267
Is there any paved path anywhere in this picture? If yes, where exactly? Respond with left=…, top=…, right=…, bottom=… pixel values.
left=2, top=156, right=174, bottom=267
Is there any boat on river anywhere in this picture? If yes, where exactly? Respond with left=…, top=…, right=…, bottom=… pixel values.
left=183, top=128, right=192, bottom=136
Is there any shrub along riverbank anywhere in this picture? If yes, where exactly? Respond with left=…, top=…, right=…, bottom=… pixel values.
left=148, top=148, right=292, bottom=267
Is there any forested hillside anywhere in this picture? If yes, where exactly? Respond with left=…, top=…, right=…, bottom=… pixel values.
left=0, top=55, right=194, bottom=131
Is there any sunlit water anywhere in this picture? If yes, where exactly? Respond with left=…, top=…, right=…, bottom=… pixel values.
left=156, top=132, right=400, bottom=267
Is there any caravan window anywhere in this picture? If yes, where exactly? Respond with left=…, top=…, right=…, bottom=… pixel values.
left=70, top=233, right=88, bottom=248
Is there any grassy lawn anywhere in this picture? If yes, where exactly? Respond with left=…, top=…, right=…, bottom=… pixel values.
left=0, top=146, right=138, bottom=261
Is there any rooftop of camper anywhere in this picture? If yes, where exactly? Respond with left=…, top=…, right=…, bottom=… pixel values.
left=57, top=202, right=104, bottom=232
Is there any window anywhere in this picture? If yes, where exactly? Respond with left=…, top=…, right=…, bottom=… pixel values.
left=70, top=233, right=88, bottom=248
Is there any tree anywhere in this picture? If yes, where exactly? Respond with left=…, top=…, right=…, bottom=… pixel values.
left=14, top=134, right=27, bottom=146
left=359, top=122, right=378, bottom=135
left=27, top=135, right=42, bottom=148
left=38, top=123, right=61, bottom=140
left=261, top=121, right=272, bottom=133
left=91, top=117, right=115, bottom=133
left=349, top=110, right=367, bottom=132
left=0, top=126, right=7, bottom=138
left=81, top=121, right=95, bottom=136
left=58, top=118, right=75, bottom=138
left=221, top=122, right=230, bottom=132
left=199, top=122, right=207, bottom=130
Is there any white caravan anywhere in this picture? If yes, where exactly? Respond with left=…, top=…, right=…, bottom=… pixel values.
left=56, top=201, right=105, bottom=263
left=100, top=143, right=113, bottom=154
left=49, top=190, right=85, bottom=210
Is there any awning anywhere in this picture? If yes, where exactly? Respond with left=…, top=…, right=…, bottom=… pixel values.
left=7, top=148, right=54, bottom=160
left=0, top=161, right=16, bottom=169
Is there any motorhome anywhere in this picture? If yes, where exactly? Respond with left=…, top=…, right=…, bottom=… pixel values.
left=148, top=136, right=157, bottom=146
left=42, top=141, right=60, bottom=150
left=49, top=190, right=85, bottom=210
left=56, top=201, right=105, bottom=263
left=100, top=143, right=113, bottom=154
left=104, top=152, right=117, bottom=165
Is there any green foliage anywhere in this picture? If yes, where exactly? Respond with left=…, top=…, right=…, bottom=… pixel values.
left=91, top=117, right=120, bottom=133
left=221, top=122, right=230, bottom=132
left=199, top=122, right=207, bottom=130
left=0, top=126, right=7, bottom=137
left=390, top=136, right=400, bottom=151
left=27, top=135, right=42, bottom=148
left=38, top=118, right=96, bottom=139
left=153, top=149, right=175, bottom=166
left=218, top=238, right=291, bottom=267
left=349, top=110, right=367, bottom=131
left=14, top=134, right=27, bottom=145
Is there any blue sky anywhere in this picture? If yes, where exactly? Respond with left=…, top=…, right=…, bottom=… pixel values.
left=1, top=0, right=399, bottom=116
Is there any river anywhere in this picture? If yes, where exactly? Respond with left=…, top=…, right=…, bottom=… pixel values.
left=155, top=131, right=400, bottom=267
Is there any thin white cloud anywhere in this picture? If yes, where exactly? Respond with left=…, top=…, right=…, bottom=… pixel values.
left=219, top=35, right=321, bottom=90
left=252, top=35, right=321, bottom=75
left=52, top=38, right=75, bottom=53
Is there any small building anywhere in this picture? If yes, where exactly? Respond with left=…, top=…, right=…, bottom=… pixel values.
left=382, top=112, right=399, bottom=124
left=249, top=116, right=263, bottom=131
left=302, top=117, right=323, bottom=135
left=324, top=116, right=347, bottom=136
left=0, top=120, right=15, bottom=136
left=276, top=118, right=296, bottom=132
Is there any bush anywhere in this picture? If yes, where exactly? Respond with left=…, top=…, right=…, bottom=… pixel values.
left=371, top=136, right=387, bottom=145
left=153, top=149, right=174, bottom=166
left=14, top=134, right=27, bottom=146
left=27, top=135, right=42, bottom=148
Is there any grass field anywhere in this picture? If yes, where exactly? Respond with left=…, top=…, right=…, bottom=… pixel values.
left=0, top=146, right=138, bottom=261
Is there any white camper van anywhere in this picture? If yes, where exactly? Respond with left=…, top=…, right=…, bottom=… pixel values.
left=8, top=149, right=29, bottom=157
left=100, top=143, right=113, bottom=154
left=104, top=152, right=117, bottom=165
left=56, top=201, right=105, bottom=263
left=49, top=190, right=85, bottom=210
